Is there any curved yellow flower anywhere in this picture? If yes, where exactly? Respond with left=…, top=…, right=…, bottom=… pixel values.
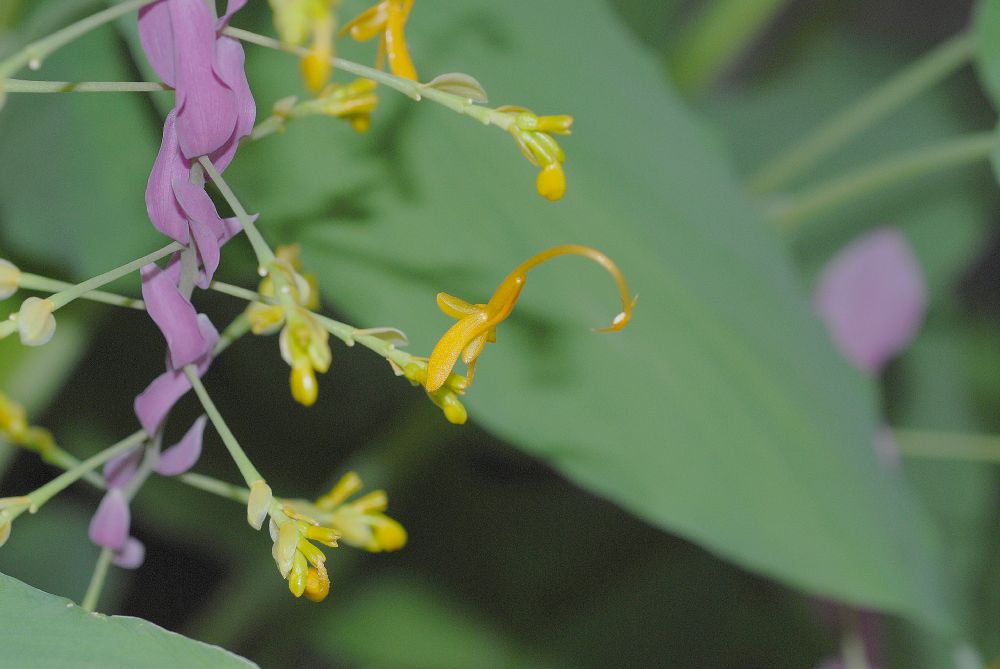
left=425, top=245, right=636, bottom=393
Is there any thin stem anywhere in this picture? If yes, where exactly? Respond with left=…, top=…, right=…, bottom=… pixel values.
left=749, top=31, right=977, bottom=194
left=0, top=0, right=155, bottom=80
left=197, top=156, right=275, bottom=267
left=81, top=549, right=113, bottom=612
left=23, top=430, right=146, bottom=515
left=767, top=132, right=994, bottom=231
left=3, top=79, right=170, bottom=93
left=213, top=311, right=252, bottom=358
left=896, top=429, right=1000, bottom=465
left=19, top=273, right=145, bottom=310
left=223, top=27, right=515, bottom=131
left=208, top=280, right=415, bottom=368
left=669, top=0, right=792, bottom=95
left=178, top=472, right=251, bottom=504
left=47, top=242, right=181, bottom=310
left=183, top=366, right=263, bottom=485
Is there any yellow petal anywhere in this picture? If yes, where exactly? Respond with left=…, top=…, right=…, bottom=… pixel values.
left=436, top=292, right=479, bottom=319
left=384, top=0, right=417, bottom=80
left=425, top=312, right=490, bottom=392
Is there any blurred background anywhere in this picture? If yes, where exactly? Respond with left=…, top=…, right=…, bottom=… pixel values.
left=2, top=0, right=999, bottom=667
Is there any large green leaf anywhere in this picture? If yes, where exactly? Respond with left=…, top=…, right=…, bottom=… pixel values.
left=229, top=0, right=950, bottom=628
left=0, top=572, right=256, bottom=668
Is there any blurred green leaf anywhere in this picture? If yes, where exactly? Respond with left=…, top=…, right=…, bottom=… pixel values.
left=230, top=0, right=951, bottom=629
left=312, top=576, right=555, bottom=669
left=0, top=572, right=257, bottom=668
left=0, top=24, right=162, bottom=278
left=974, top=0, right=1000, bottom=184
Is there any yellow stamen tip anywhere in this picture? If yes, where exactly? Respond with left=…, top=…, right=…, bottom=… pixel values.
left=536, top=162, right=566, bottom=201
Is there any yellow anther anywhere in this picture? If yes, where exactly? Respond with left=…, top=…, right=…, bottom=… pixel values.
left=290, top=361, right=319, bottom=407
left=288, top=550, right=309, bottom=597
left=536, top=162, right=566, bottom=201
left=0, top=260, right=20, bottom=300
left=304, top=562, right=330, bottom=602
left=425, top=245, right=635, bottom=393
left=370, top=516, right=407, bottom=551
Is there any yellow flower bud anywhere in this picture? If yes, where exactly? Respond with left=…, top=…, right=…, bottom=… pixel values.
left=304, top=563, right=330, bottom=602
left=247, top=480, right=273, bottom=530
left=246, top=303, right=285, bottom=335
left=304, top=525, right=340, bottom=547
left=288, top=551, right=309, bottom=597
left=0, top=260, right=20, bottom=300
left=371, top=516, right=407, bottom=551
left=318, top=471, right=364, bottom=509
left=535, top=115, right=574, bottom=135
left=0, top=394, right=28, bottom=442
left=297, top=536, right=326, bottom=566
left=535, top=162, right=566, bottom=202
left=301, top=44, right=332, bottom=95
left=290, top=362, right=319, bottom=407
left=0, top=516, right=10, bottom=548
left=17, top=297, right=55, bottom=346
left=275, top=521, right=300, bottom=578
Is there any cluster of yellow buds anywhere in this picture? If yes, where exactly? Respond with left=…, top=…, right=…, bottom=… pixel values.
left=424, top=245, right=636, bottom=396
left=268, top=0, right=339, bottom=94
left=246, top=245, right=332, bottom=407
left=341, top=0, right=418, bottom=80
left=498, top=107, right=574, bottom=202
left=398, top=360, right=468, bottom=425
left=269, top=78, right=379, bottom=134
left=288, top=471, right=407, bottom=553
left=269, top=505, right=340, bottom=602
left=0, top=392, right=56, bottom=457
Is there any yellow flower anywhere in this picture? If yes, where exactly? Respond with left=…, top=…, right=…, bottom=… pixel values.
left=245, top=245, right=331, bottom=407
left=311, top=471, right=407, bottom=552
left=341, top=0, right=418, bottom=81
left=269, top=0, right=339, bottom=94
left=269, top=506, right=339, bottom=601
left=497, top=107, right=574, bottom=201
left=292, top=78, right=379, bottom=133
left=424, top=245, right=636, bottom=394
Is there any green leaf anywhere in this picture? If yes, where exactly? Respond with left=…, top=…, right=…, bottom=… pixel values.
left=0, top=572, right=256, bottom=668
left=231, top=0, right=951, bottom=629
left=311, top=576, right=555, bottom=669
left=0, top=24, right=162, bottom=278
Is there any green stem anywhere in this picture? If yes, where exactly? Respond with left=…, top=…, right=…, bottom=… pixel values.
left=22, top=430, right=146, bottom=515
left=766, top=132, right=994, bottom=231
left=197, top=156, right=275, bottom=267
left=81, top=548, right=113, bottom=612
left=208, top=280, right=414, bottom=368
left=748, top=31, right=977, bottom=194
left=0, top=0, right=155, bottom=79
left=212, top=311, right=252, bottom=358
left=223, top=27, right=515, bottom=131
left=47, top=242, right=181, bottom=310
left=19, top=273, right=145, bottom=310
left=177, top=472, right=251, bottom=504
left=2, top=79, right=170, bottom=93
left=183, top=366, right=263, bottom=485
left=896, top=429, right=1000, bottom=465
left=669, top=0, right=792, bottom=95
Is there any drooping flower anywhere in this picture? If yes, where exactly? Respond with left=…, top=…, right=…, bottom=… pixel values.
left=342, top=0, right=418, bottom=80
left=268, top=505, right=339, bottom=601
left=91, top=418, right=206, bottom=569
left=813, top=227, right=926, bottom=375
left=424, top=245, right=635, bottom=394
left=16, top=297, right=56, bottom=347
left=0, top=260, right=20, bottom=300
